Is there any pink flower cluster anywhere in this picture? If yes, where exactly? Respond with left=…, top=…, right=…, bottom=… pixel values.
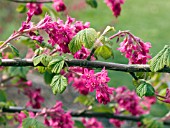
left=104, top=0, right=125, bottom=17
left=15, top=101, right=74, bottom=128
left=117, top=35, right=151, bottom=64
left=65, top=46, right=95, bottom=95
left=82, top=118, right=104, bottom=128
left=40, top=16, right=90, bottom=53
left=109, top=86, right=156, bottom=127
left=42, top=101, right=74, bottom=128
left=23, top=87, right=44, bottom=109
left=81, top=68, right=114, bottom=104
left=113, top=86, right=156, bottom=115
left=66, top=67, right=113, bottom=104
left=19, top=13, right=90, bottom=53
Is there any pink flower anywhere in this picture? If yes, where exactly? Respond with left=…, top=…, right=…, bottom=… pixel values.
left=74, top=46, right=92, bottom=59
left=82, top=118, right=104, bottom=128
left=113, top=86, right=154, bottom=116
left=96, top=67, right=110, bottom=85
left=53, top=0, right=66, bottom=12
left=42, top=101, right=74, bottom=128
left=26, top=3, right=43, bottom=15
left=96, top=85, right=114, bottom=104
left=104, top=0, right=125, bottom=17
left=72, top=78, right=89, bottom=95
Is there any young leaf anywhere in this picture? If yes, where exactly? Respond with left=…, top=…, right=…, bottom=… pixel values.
left=33, top=55, right=52, bottom=66
left=94, top=45, right=113, bottom=59
left=22, top=118, right=45, bottom=128
left=86, top=0, right=98, bottom=8
left=50, top=75, right=68, bottom=94
left=102, top=26, right=115, bottom=36
left=150, top=45, right=170, bottom=72
left=8, top=43, right=19, bottom=57
left=33, top=55, right=43, bottom=66
left=16, top=4, right=26, bottom=13
left=136, top=81, right=155, bottom=98
left=69, top=28, right=97, bottom=53
left=48, top=57, right=65, bottom=73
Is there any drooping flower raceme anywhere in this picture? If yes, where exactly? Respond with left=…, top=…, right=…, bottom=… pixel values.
left=113, top=86, right=155, bottom=116
left=39, top=16, right=90, bottom=53
left=117, top=35, right=151, bottom=64
left=23, top=87, right=44, bottom=109
left=81, top=68, right=114, bottom=104
left=104, top=0, right=125, bottom=17
left=42, top=101, right=74, bottom=128
left=109, top=86, right=156, bottom=127
left=18, top=11, right=90, bottom=53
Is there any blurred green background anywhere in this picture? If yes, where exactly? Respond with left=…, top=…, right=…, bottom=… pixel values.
left=0, top=0, right=170, bottom=119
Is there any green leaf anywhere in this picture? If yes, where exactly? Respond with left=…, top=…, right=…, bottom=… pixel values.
left=0, top=116, right=6, bottom=125
left=36, top=66, right=47, bottom=73
left=150, top=45, right=170, bottom=72
left=8, top=67, right=29, bottom=78
left=136, top=81, right=155, bottom=98
left=41, top=55, right=52, bottom=66
left=16, top=4, right=26, bottom=13
left=86, top=0, right=98, bottom=8
left=22, top=118, right=45, bottom=128
left=94, top=45, right=113, bottom=59
left=33, top=55, right=52, bottom=66
left=142, top=115, right=164, bottom=128
left=74, top=95, right=95, bottom=106
left=0, top=90, right=7, bottom=102
left=44, top=71, right=55, bottom=84
left=102, top=26, right=115, bottom=36
left=33, top=55, right=43, bottom=66
left=8, top=43, right=19, bottom=57
left=50, top=75, right=68, bottom=94
left=74, top=120, right=85, bottom=128
left=48, top=57, right=65, bottom=73
left=69, top=28, right=97, bottom=53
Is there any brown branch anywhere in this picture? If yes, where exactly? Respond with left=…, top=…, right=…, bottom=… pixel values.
left=2, top=106, right=170, bottom=125
left=1, top=59, right=170, bottom=73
